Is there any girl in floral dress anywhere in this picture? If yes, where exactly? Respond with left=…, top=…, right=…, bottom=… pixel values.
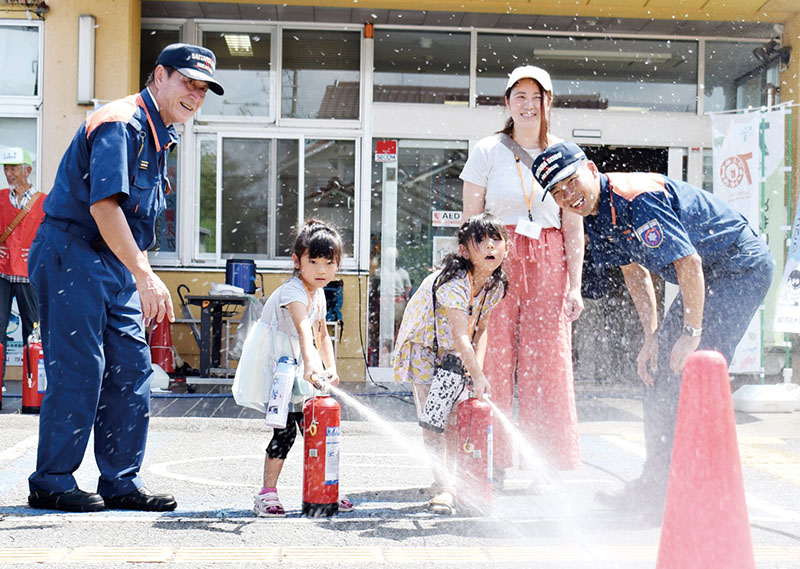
left=393, top=213, right=508, bottom=514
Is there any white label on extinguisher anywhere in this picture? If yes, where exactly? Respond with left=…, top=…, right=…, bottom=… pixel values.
left=324, top=426, right=340, bottom=486
left=487, top=424, right=493, bottom=484
left=37, top=357, right=47, bottom=394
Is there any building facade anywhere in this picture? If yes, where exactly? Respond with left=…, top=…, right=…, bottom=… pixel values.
left=2, top=0, right=799, bottom=381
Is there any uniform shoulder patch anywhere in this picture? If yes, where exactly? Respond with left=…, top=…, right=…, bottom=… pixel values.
left=636, top=219, right=664, bottom=248
left=84, top=94, right=138, bottom=138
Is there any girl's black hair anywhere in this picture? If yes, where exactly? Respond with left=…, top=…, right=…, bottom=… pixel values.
left=293, top=219, right=343, bottom=266
left=434, top=212, right=509, bottom=298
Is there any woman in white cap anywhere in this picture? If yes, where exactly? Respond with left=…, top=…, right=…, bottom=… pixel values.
left=460, top=65, right=584, bottom=485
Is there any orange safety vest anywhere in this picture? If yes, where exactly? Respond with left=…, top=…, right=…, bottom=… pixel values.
left=0, top=188, right=46, bottom=278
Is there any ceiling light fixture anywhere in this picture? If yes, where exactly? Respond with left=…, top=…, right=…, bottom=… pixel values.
left=533, top=49, right=672, bottom=63
left=224, top=34, right=253, bottom=57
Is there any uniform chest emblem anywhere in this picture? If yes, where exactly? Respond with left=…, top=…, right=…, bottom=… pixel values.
left=139, top=160, right=149, bottom=170
left=636, top=219, right=664, bottom=248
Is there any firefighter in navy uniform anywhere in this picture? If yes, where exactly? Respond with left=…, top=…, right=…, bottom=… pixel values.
left=532, top=142, right=774, bottom=523
left=27, top=44, right=224, bottom=513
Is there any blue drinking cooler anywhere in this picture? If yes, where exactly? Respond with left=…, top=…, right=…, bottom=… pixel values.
left=225, top=259, right=256, bottom=294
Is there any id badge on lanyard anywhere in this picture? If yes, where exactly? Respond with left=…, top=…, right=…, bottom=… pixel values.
left=515, top=156, right=542, bottom=239
left=516, top=216, right=542, bottom=239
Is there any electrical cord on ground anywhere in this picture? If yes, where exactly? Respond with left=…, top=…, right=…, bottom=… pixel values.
left=581, top=461, right=800, bottom=542
left=749, top=523, right=800, bottom=543
left=356, top=267, right=413, bottom=405
left=357, top=267, right=387, bottom=392
left=579, top=459, right=633, bottom=484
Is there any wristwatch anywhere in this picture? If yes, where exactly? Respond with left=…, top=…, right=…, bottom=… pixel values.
left=682, top=324, right=703, bottom=337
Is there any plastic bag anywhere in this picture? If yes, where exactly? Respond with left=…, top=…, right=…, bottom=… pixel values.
left=230, top=295, right=265, bottom=360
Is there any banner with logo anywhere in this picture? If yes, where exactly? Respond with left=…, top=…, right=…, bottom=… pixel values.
left=711, top=112, right=760, bottom=230
left=711, top=109, right=785, bottom=372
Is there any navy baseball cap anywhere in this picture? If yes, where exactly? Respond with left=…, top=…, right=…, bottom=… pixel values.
left=156, top=43, right=224, bottom=96
left=532, top=142, right=587, bottom=198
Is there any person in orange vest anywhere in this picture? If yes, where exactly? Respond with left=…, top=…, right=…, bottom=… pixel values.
left=0, top=147, right=45, bottom=379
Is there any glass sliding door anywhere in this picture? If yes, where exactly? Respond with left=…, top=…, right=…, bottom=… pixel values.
left=368, top=139, right=467, bottom=367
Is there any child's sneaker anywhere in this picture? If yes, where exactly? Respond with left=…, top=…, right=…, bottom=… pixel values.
left=338, top=494, right=354, bottom=512
left=254, top=490, right=286, bottom=517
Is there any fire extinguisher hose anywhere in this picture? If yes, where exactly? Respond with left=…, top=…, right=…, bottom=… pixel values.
left=462, top=401, right=474, bottom=453
left=309, top=397, right=318, bottom=436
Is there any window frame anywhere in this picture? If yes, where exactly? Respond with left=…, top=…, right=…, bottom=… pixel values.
left=196, top=21, right=278, bottom=124
left=0, top=19, right=43, bottom=105
left=277, top=24, right=364, bottom=128
left=141, top=18, right=367, bottom=269
left=191, top=125, right=361, bottom=271
left=0, top=19, right=42, bottom=196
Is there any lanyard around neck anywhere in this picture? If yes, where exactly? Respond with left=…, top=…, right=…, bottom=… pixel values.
left=135, top=94, right=164, bottom=153
left=515, top=156, right=535, bottom=222
left=465, top=271, right=487, bottom=338
left=431, top=272, right=489, bottom=359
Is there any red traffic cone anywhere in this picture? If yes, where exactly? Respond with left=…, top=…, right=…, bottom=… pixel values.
left=656, top=350, right=755, bottom=569
left=149, top=320, right=175, bottom=374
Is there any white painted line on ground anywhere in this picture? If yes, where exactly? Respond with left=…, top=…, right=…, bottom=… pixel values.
left=598, top=435, right=646, bottom=458
left=148, top=454, right=427, bottom=488
left=745, top=492, right=800, bottom=522
left=599, top=436, right=800, bottom=522
left=0, top=435, right=37, bottom=462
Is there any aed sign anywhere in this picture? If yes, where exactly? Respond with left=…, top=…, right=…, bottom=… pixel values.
left=375, top=140, right=397, bottom=162
left=432, top=210, right=462, bottom=227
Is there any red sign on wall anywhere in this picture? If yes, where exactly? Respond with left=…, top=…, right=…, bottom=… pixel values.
left=375, top=140, right=397, bottom=162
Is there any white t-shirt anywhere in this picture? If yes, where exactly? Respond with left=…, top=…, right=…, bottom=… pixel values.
left=261, top=275, right=326, bottom=339
left=460, top=133, right=561, bottom=228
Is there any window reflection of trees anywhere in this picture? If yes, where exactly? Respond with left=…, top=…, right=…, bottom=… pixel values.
left=304, top=139, right=356, bottom=256
left=221, top=139, right=270, bottom=257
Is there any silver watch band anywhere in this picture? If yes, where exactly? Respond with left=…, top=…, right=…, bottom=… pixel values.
left=682, top=324, right=702, bottom=337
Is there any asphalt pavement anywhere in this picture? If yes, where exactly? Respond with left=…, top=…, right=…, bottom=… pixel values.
left=1, top=379, right=799, bottom=568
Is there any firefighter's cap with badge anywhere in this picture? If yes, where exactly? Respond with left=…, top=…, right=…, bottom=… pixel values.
left=531, top=141, right=587, bottom=200
left=156, top=43, right=225, bottom=96
left=0, top=147, right=34, bottom=166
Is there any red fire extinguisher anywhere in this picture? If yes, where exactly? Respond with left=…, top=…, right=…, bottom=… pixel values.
left=302, top=391, right=341, bottom=517
left=149, top=319, right=175, bottom=374
left=455, top=395, right=493, bottom=516
left=22, top=324, right=45, bottom=414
